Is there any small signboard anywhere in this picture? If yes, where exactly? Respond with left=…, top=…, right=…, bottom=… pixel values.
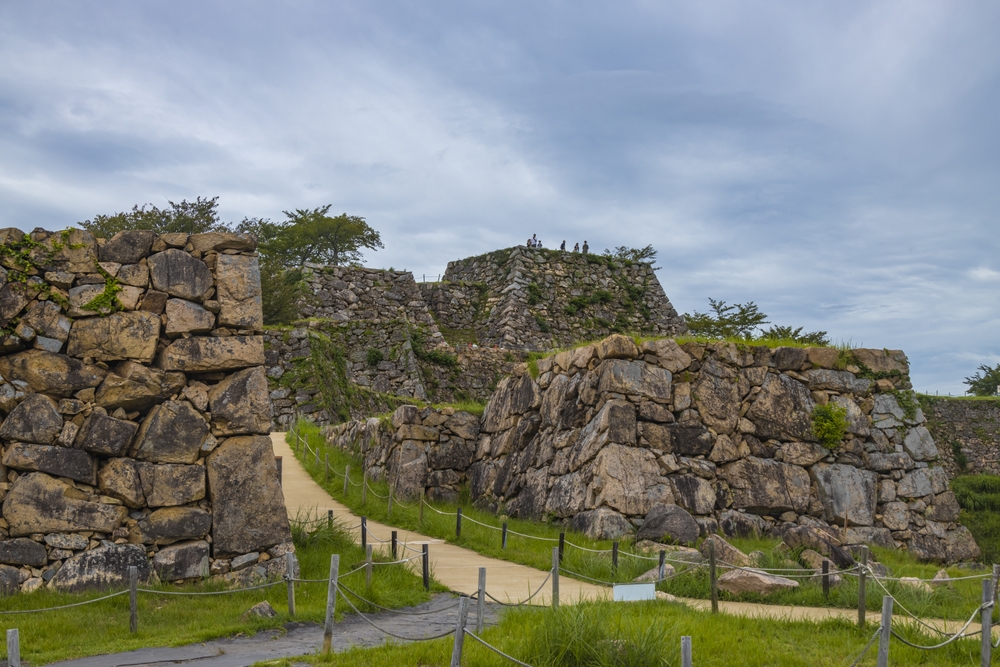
left=613, top=582, right=657, bottom=602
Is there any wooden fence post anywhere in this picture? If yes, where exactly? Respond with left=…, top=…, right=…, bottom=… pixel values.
left=422, top=544, right=430, bottom=591
left=456, top=507, right=463, bottom=538
left=286, top=552, right=297, bottom=618
left=858, top=546, right=869, bottom=628
left=6, top=629, right=19, bottom=667
left=612, top=541, right=619, bottom=573
left=477, top=567, right=486, bottom=633
left=322, top=554, right=340, bottom=653
left=391, top=531, right=398, bottom=560
left=982, top=578, right=993, bottom=667
left=327, top=509, right=333, bottom=530
left=659, top=550, right=666, bottom=581
left=343, top=464, right=350, bottom=496
left=449, top=597, right=470, bottom=667
left=387, top=487, right=393, bottom=519
left=709, top=539, right=718, bottom=614
left=361, top=517, right=367, bottom=550
left=365, top=544, right=373, bottom=590
left=552, top=546, right=560, bottom=609
left=501, top=522, right=508, bottom=550
left=558, top=533, right=565, bottom=562
left=681, top=635, right=692, bottom=667
left=129, top=565, right=138, bottom=633
left=822, top=560, right=830, bottom=600
left=877, top=595, right=892, bottom=667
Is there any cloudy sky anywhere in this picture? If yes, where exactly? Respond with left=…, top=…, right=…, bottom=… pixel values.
left=2, top=1, right=998, bottom=393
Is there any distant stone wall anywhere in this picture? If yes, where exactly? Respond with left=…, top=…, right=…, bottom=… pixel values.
left=324, top=405, right=481, bottom=503
left=432, top=246, right=687, bottom=350
left=921, top=396, right=1000, bottom=477
left=469, top=336, right=976, bottom=563
left=0, top=228, right=291, bottom=596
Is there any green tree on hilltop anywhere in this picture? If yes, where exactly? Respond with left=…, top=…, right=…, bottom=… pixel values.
left=79, top=196, right=228, bottom=237
left=248, top=205, right=383, bottom=268
left=964, top=363, right=1000, bottom=396
left=683, top=298, right=829, bottom=345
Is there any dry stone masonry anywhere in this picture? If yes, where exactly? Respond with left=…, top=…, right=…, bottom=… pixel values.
left=0, top=228, right=291, bottom=596
left=920, top=396, right=1000, bottom=476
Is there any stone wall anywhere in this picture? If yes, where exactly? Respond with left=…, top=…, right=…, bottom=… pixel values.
left=0, top=228, right=291, bottom=596
left=425, top=246, right=687, bottom=350
left=324, top=405, right=481, bottom=503
left=921, top=396, right=1000, bottom=477
left=468, top=335, right=976, bottom=562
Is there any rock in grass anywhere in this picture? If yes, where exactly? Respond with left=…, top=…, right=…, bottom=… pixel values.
left=241, top=600, right=277, bottom=620
left=717, top=568, right=799, bottom=596
left=898, top=577, right=934, bottom=594
left=633, top=564, right=676, bottom=583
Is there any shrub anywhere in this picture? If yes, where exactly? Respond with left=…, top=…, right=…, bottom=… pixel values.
left=527, top=282, right=543, bottom=306
left=366, top=348, right=384, bottom=367
left=812, top=404, right=848, bottom=449
left=952, top=475, right=1000, bottom=512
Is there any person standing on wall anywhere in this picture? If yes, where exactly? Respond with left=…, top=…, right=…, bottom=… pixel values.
left=573, top=242, right=579, bottom=252
left=582, top=240, right=589, bottom=254
left=560, top=240, right=566, bottom=250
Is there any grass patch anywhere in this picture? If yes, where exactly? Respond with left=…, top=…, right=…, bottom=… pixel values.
left=291, top=422, right=989, bottom=621
left=262, top=599, right=987, bottom=667
left=953, top=475, right=1000, bottom=564
left=0, top=517, right=437, bottom=666
left=437, top=325, right=479, bottom=345
left=812, top=403, right=848, bottom=449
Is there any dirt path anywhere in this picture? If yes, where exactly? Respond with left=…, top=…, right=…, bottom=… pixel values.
left=273, top=432, right=605, bottom=605
left=275, top=432, right=1000, bottom=639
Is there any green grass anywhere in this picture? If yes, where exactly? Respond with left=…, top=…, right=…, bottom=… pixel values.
left=256, top=599, right=986, bottom=667
left=291, top=422, right=991, bottom=621
left=1, top=518, right=440, bottom=666
left=952, top=475, right=1000, bottom=564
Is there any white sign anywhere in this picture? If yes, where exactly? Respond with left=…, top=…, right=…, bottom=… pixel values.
left=613, top=583, right=657, bottom=602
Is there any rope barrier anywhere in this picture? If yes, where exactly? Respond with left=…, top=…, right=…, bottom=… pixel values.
left=335, top=584, right=457, bottom=641
left=888, top=601, right=988, bottom=650
left=135, top=581, right=284, bottom=596
left=338, top=582, right=462, bottom=615
left=845, top=626, right=882, bottom=667
left=484, top=571, right=553, bottom=606
left=864, top=566, right=958, bottom=637
left=0, top=589, right=128, bottom=614
left=465, top=629, right=536, bottom=667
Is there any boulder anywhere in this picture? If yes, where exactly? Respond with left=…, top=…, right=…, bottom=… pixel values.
left=445, top=411, right=480, bottom=441
left=597, top=359, right=671, bottom=402
left=0, top=350, right=106, bottom=397
left=164, top=299, right=216, bottom=335
left=880, top=502, right=910, bottom=531
left=45, top=533, right=89, bottom=550
left=215, top=254, right=263, bottom=330
left=866, top=453, right=914, bottom=472
left=207, top=366, right=272, bottom=435
left=392, top=404, right=420, bottom=427
left=804, top=369, right=872, bottom=394
left=570, top=508, right=633, bottom=540
left=811, top=464, right=877, bottom=526
left=774, top=347, right=808, bottom=371
left=708, top=433, right=748, bottom=464
left=717, top=569, right=799, bottom=596
left=0, top=393, right=63, bottom=444
left=1, top=564, right=22, bottom=595
left=843, top=527, right=895, bottom=550
left=699, top=534, right=752, bottom=567
left=49, top=545, right=151, bottom=593
left=2, top=443, right=97, bottom=485
left=98, top=458, right=146, bottom=508
left=2, top=473, right=126, bottom=535
left=74, top=412, right=138, bottom=456
left=147, top=248, right=213, bottom=301
left=693, top=358, right=741, bottom=434
left=587, top=445, right=671, bottom=515
left=133, top=401, right=210, bottom=464
left=118, top=263, right=149, bottom=287
left=188, top=232, right=256, bottom=253
left=667, top=424, right=715, bottom=457
left=139, top=463, right=206, bottom=507
left=20, top=300, right=72, bottom=343
left=852, top=349, right=907, bottom=375
left=806, top=348, right=839, bottom=369
left=397, top=424, right=438, bottom=441
left=782, top=525, right=855, bottom=569
left=637, top=504, right=699, bottom=544
left=428, top=438, right=473, bottom=471
left=595, top=334, right=639, bottom=360
left=721, top=457, right=811, bottom=514
left=719, top=510, right=766, bottom=539
left=897, top=467, right=949, bottom=499
left=903, top=427, right=938, bottom=462
left=0, top=281, right=38, bottom=327
left=158, top=335, right=266, bottom=372
left=36, top=228, right=98, bottom=273
left=207, top=435, right=291, bottom=557
left=778, top=441, right=828, bottom=466
left=927, top=491, right=961, bottom=523
left=135, top=507, right=213, bottom=545
left=242, top=600, right=278, bottom=620
left=0, top=538, right=47, bottom=567
left=652, top=339, right=692, bottom=372
left=745, top=373, right=816, bottom=441
left=670, top=475, right=716, bottom=515
left=942, top=526, right=981, bottom=562
left=480, top=375, right=541, bottom=433
left=67, top=311, right=161, bottom=363
left=569, top=399, right=636, bottom=470
left=830, top=395, right=870, bottom=437
left=544, top=472, right=587, bottom=517
left=898, top=577, right=933, bottom=594
left=95, top=360, right=186, bottom=412
left=99, top=230, right=156, bottom=264
left=633, top=563, right=676, bottom=582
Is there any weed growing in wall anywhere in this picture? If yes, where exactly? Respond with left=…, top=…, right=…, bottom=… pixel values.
left=811, top=403, right=848, bottom=449
left=365, top=348, right=384, bottom=367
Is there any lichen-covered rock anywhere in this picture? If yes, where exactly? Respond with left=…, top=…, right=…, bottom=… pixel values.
left=67, top=311, right=160, bottom=363
left=667, top=424, right=715, bottom=457
left=1, top=564, right=22, bottom=595
left=896, top=467, right=949, bottom=499
left=139, top=463, right=206, bottom=507
left=215, top=254, right=263, bottom=330
left=135, top=507, right=213, bottom=545
left=637, top=504, right=699, bottom=545
left=188, top=232, right=256, bottom=253
left=49, top=545, right=151, bottom=593
left=670, top=474, right=716, bottom=515
left=98, top=458, right=145, bottom=508
left=153, top=540, right=210, bottom=581
left=0, top=538, right=47, bottom=567
left=746, top=373, right=816, bottom=441
left=164, top=298, right=216, bottom=335
left=719, top=509, right=766, bottom=539
left=75, top=413, right=138, bottom=457
left=147, top=248, right=213, bottom=301
left=95, top=361, right=186, bottom=412
left=587, top=444, right=670, bottom=515
left=570, top=507, right=632, bottom=540
left=207, top=367, right=272, bottom=436
left=811, top=463, right=877, bottom=526
left=481, top=374, right=541, bottom=433
left=99, top=230, right=156, bottom=264
left=722, top=457, right=810, bottom=514
left=207, top=435, right=291, bottom=557
left=2, top=443, right=97, bottom=485
left=133, top=401, right=209, bottom=464
left=718, top=569, right=798, bottom=595
left=693, top=357, right=740, bottom=434
left=2, top=472, right=126, bottom=536
left=20, top=300, right=72, bottom=344
left=158, top=335, right=265, bottom=372
left=699, top=534, right=752, bottom=567
left=569, top=399, right=636, bottom=471
left=0, top=393, right=62, bottom=444
left=0, top=350, right=106, bottom=397
left=903, top=426, right=938, bottom=461
left=597, top=359, right=671, bottom=402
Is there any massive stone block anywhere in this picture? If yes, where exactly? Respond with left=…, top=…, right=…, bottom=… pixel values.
left=98, top=458, right=145, bottom=508
left=207, top=366, right=272, bottom=435
left=481, top=375, right=541, bottom=433
left=215, top=254, right=263, bottom=329
left=153, top=540, right=210, bottom=581
left=0, top=350, right=106, bottom=397
left=20, top=300, right=72, bottom=344
left=207, top=436, right=291, bottom=557
left=74, top=412, right=138, bottom=456
left=133, top=401, right=209, bottom=464
left=586, top=444, right=669, bottom=516
left=811, top=463, right=877, bottom=526
left=158, top=335, right=265, bottom=372
left=67, top=311, right=160, bottom=363
left=99, top=230, right=156, bottom=264
left=0, top=393, right=63, bottom=444
left=597, top=359, right=671, bottom=402
left=721, top=457, right=810, bottom=514
left=0, top=538, right=47, bottom=567
left=138, top=463, right=206, bottom=507
left=49, top=545, right=151, bottom=593
left=746, top=373, right=816, bottom=441
left=2, top=443, right=97, bottom=485
left=95, top=361, right=186, bottom=412
left=693, top=357, right=740, bottom=434
left=569, top=399, right=636, bottom=471
left=2, top=472, right=127, bottom=536
left=164, top=299, right=216, bottom=336
left=134, top=507, right=213, bottom=545
left=147, top=249, right=213, bottom=301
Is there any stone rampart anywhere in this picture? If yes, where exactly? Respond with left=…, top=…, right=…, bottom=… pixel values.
left=920, top=396, right=1000, bottom=477
left=0, top=228, right=291, bottom=595
left=428, top=246, right=687, bottom=350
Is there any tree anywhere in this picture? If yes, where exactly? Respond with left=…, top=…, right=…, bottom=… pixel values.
left=79, top=196, right=229, bottom=237
left=266, top=206, right=383, bottom=268
left=964, top=363, right=1000, bottom=396
left=602, top=244, right=658, bottom=265
left=683, top=298, right=829, bottom=344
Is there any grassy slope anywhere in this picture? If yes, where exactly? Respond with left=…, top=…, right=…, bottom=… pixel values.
left=258, top=600, right=984, bottom=667
left=292, top=423, right=992, bottom=621
left=1, top=522, right=441, bottom=666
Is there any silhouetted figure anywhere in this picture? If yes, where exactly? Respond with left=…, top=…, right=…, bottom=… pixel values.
left=573, top=242, right=579, bottom=252
left=560, top=240, right=566, bottom=250
left=582, top=240, right=589, bottom=254
left=526, top=238, right=532, bottom=247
